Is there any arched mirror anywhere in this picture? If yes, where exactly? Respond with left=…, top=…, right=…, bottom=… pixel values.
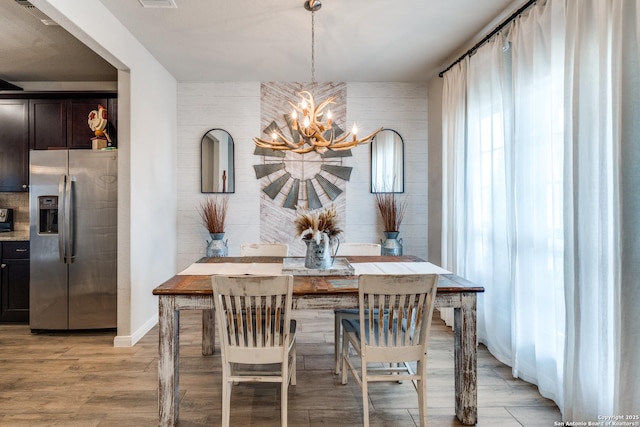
left=201, top=128, right=235, bottom=193
left=371, top=129, right=404, bottom=193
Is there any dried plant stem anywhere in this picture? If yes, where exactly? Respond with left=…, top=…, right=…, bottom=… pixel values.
left=199, top=196, right=229, bottom=233
left=374, top=192, right=407, bottom=232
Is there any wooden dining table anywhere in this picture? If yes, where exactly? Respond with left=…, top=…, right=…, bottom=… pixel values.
left=152, top=255, right=484, bottom=426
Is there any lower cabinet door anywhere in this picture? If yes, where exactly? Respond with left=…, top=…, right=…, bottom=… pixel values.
left=1, top=254, right=30, bottom=323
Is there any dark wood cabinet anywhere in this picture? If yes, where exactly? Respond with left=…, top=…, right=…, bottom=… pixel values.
left=26, top=93, right=117, bottom=150
left=0, top=241, right=30, bottom=323
left=29, top=98, right=67, bottom=150
left=0, top=100, right=29, bottom=192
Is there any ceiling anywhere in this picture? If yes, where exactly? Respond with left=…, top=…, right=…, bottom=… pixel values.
left=0, top=0, right=521, bottom=86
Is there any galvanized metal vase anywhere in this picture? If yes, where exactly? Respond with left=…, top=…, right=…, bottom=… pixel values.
left=206, top=232, right=228, bottom=257
left=304, top=233, right=340, bottom=269
left=381, top=231, right=403, bottom=256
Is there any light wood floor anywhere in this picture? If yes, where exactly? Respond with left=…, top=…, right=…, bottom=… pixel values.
left=0, top=310, right=561, bottom=426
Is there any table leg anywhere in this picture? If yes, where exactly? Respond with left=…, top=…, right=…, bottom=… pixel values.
left=158, top=296, right=180, bottom=427
left=202, top=309, right=215, bottom=355
left=454, top=293, right=478, bottom=425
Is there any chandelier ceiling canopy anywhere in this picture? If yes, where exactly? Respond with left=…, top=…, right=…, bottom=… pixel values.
left=254, top=0, right=382, bottom=154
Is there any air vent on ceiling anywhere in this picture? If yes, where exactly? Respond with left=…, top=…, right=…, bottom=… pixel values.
left=14, top=0, right=58, bottom=26
left=138, top=0, right=177, bottom=8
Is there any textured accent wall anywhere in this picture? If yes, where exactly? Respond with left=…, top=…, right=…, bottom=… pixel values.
left=177, top=82, right=428, bottom=269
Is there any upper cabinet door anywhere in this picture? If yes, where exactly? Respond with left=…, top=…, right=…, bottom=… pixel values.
left=29, top=99, right=66, bottom=150
left=0, top=100, right=29, bottom=191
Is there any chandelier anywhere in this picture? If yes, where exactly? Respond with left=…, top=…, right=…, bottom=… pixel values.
left=253, top=0, right=382, bottom=154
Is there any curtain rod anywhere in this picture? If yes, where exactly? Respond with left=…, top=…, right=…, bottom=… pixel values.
left=438, top=0, right=537, bottom=78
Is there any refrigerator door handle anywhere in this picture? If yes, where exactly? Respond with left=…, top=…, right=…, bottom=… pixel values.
left=65, top=175, right=76, bottom=264
left=58, top=175, right=67, bottom=264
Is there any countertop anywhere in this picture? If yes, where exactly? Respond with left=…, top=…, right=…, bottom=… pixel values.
left=0, top=231, right=30, bottom=242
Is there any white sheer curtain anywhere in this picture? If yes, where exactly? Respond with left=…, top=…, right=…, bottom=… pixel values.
left=508, top=0, right=566, bottom=406
left=440, top=0, right=639, bottom=419
left=440, top=59, right=468, bottom=328
left=562, top=0, right=640, bottom=419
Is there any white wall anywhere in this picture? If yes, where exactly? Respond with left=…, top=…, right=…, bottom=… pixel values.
left=177, top=82, right=261, bottom=269
left=34, top=0, right=178, bottom=346
left=177, top=82, right=428, bottom=269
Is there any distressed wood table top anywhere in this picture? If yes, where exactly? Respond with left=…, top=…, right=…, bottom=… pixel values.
left=153, top=255, right=485, bottom=296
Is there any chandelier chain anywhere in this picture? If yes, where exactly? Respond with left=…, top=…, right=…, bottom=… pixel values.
left=311, top=10, right=315, bottom=85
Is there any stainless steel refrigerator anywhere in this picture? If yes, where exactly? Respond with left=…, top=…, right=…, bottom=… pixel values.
left=29, top=149, right=117, bottom=330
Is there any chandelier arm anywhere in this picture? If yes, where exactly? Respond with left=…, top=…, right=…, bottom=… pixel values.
left=331, top=133, right=351, bottom=144
left=328, top=128, right=384, bottom=150
left=314, top=97, right=335, bottom=111
left=292, top=144, right=317, bottom=154
left=254, top=135, right=304, bottom=150
left=326, top=144, right=358, bottom=151
left=309, top=130, right=332, bottom=147
left=272, top=129, right=306, bottom=148
left=298, top=126, right=315, bottom=138
left=254, top=137, right=287, bottom=148
left=255, top=140, right=307, bottom=152
left=289, top=100, right=305, bottom=116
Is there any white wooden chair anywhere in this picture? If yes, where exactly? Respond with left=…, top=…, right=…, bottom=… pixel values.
left=212, top=275, right=297, bottom=427
left=340, top=274, right=438, bottom=427
left=337, top=242, right=381, bottom=256
left=333, top=243, right=381, bottom=374
left=240, top=243, right=289, bottom=257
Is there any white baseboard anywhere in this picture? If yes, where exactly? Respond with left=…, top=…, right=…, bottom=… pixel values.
left=113, top=314, right=158, bottom=347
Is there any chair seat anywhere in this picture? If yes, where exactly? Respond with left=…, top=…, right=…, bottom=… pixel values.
left=334, top=308, right=387, bottom=374
left=343, top=315, right=409, bottom=345
left=334, top=308, right=359, bottom=314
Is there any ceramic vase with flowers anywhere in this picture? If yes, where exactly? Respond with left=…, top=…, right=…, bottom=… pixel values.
left=198, top=196, right=229, bottom=257
left=294, top=205, right=342, bottom=269
left=375, top=192, right=407, bottom=256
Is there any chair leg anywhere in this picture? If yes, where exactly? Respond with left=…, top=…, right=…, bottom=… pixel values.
left=221, top=377, right=232, bottom=427
left=281, top=379, right=288, bottom=427
left=290, top=346, right=297, bottom=386
left=340, top=337, right=349, bottom=385
left=334, top=313, right=342, bottom=374
left=418, top=361, right=428, bottom=427
left=361, top=371, right=370, bottom=427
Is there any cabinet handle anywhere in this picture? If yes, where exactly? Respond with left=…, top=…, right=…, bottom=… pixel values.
left=1, top=264, right=5, bottom=269
left=16, top=248, right=28, bottom=252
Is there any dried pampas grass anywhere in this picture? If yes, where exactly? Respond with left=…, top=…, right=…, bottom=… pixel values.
left=294, top=205, right=342, bottom=243
left=374, top=192, right=407, bottom=232
left=199, top=196, right=229, bottom=233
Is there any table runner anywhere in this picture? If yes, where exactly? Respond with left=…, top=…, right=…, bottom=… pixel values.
left=177, top=262, right=283, bottom=276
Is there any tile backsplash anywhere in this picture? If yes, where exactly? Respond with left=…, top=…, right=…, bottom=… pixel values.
left=0, top=192, right=29, bottom=232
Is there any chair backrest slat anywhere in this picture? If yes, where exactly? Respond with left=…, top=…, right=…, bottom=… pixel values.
left=358, top=274, right=438, bottom=351
left=213, top=275, right=294, bottom=353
